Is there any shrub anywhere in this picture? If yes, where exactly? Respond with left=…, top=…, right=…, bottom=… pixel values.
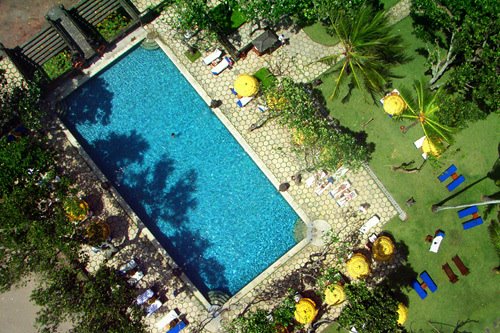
left=97, top=9, right=132, bottom=42
left=42, top=50, right=72, bottom=80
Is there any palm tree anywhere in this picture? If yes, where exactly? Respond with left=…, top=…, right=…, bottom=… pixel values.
left=317, top=5, right=409, bottom=101
left=397, top=80, right=454, bottom=154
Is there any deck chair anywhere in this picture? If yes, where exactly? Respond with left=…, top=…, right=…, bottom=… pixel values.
left=236, top=96, right=254, bottom=107
left=146, top=299, right=163, bottom=317
left=167, top=320, right=187, bottom=333
left=136, top=289, right=154, bottom=305
left=202, top=49, right=222, bottom=65
left=211, top=57, right=232, bottom=75
left=156, top=310, right=180, bottom=329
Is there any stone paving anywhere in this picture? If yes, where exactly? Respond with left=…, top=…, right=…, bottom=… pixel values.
left=0, top=1, right=413, bottom=332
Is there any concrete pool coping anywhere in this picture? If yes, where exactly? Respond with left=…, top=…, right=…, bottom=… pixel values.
left=54, top=26, right=314, bottom=311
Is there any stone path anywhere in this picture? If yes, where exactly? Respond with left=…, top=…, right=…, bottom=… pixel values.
left=0, top=1, right=414, bottom=332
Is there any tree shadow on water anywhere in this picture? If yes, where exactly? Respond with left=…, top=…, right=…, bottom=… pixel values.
left=118, top=156, right=229, bottom=295
left=63, top=77, right=114, bottom=126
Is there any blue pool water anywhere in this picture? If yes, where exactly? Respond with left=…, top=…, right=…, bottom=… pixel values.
left=63, top=46, right=299, bottom=296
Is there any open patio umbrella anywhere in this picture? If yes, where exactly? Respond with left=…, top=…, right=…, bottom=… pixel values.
left=324, top=284, right=346, bottom=305
left=397, top=303, right=408, bottom=325
left=346, top=253, right=370, bottom=279
left=383, top=94, right=406, bottom=116
left=234, top=74, right=259, bottom=97
left=372, top=236, right=395, bottom=262
left=294, top=298, right=318, bottom=324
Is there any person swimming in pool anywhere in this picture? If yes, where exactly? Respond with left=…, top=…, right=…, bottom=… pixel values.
left=171, top=132, right=175, bottom=138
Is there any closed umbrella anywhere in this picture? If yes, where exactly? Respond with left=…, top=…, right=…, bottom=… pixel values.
left=397, top=303, right=408, bottom=325
left=234, top=74, right=259, bottom=97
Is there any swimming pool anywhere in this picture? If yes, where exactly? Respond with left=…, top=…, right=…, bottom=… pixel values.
left=63, top=46, right=299, bottom=296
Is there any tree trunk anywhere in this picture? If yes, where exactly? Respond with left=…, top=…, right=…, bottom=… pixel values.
left=429, top=33, right=457, bottom=89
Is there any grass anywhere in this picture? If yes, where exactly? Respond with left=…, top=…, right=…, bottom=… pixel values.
left=316, top=16, right=500, bottom=332
left=254, top=67, right=276, bottom=90
left=230, top=8, right=247, bottom=29
left=303, top=0, right=408, bottom=46
left=184, top=49, right=201, bottom=62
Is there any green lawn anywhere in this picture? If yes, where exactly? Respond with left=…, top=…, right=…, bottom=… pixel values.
left=303, top=0, right=404, bottom=46
left=316, top=17, right=500, bottom=333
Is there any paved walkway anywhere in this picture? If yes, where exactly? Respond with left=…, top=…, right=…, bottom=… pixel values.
left=0, top=1, right=412, bottom=332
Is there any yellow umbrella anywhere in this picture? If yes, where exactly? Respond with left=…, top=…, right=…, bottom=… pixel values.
left=346, top=253, right=370, bottom=279
left=372, top=236, right=395, bottom=262
left=234, top=74, right=259, bottom=97
left=325, top=284, right=346, bottom=305
left=65, top=200, right=89, bottom=222
left=294, top=298, right=318, bottom=324
left=383, top=94, right=406, bottom=116
left=422, top=136, right=440, bottom=156
left=397, top=303, right=408, bottom=325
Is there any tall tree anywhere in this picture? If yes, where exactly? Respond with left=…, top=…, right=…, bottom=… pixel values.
left=318, top=5, right=409, bottom=102
left=411, top=0, right=500, bottom=123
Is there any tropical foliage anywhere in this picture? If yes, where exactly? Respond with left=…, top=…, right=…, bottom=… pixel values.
left=411, top=0, right=500, bottom=126
left=97, top=9, right=132, bottom=42
left=42, top=50, right=72, bottom=80
left=337, top=282, right=404, bottom=333
left=396, top=80, right=454, bottom=153
left=264, top=78, right=370, bottom=170
left=318, top=5, right=408, bottom=102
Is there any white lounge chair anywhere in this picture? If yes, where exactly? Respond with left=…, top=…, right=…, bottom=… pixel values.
left=146, top=299, right=163, bottom=317
left=156, top=310, right=180, bottom=329
left=202, top=49, right=222, bottom=65
left=236, top=96, right=254, bottom=107
left=136, top=289, right=154, bottom=305
left=127, top=270, right=144, bottom=285
left=336, top=190, right=357, bottom=207
left=211, top=57, right=232, bottom=75
left=329, top=180, right=351, bottom=199
left=118, top=258, right=137, bottom=275
left=413, top=135, right=428, bottom=159
left=315, top=177, right=334, bottom=195
left=359, top=215, right=380, bottom=234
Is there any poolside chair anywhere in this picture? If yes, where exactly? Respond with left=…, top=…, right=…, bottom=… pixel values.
left=236, top=96, right=254, bottom=107
left=336, top=190, right=357, bottom=207
left=329, top=180, right=351, bottom=199
left=156, top=309, right=180, bottom=329
left=167, top=320, right=187, bottom=333
left=202, top=49, right=222, bottom=65
left=127, top=270, right=144, bottom=285
left=146, top=299, right=163, bottom=317
left=257, top=104, right=268, bottom=112
left=315, top=177, right=334, bottom=196
left=118, top=258, right=137, bottom=275
left=136, top=289, right=154, bottom=305
left=359, top=215, right=380, bottom=234
left=211, top=57, right=233, bottom=75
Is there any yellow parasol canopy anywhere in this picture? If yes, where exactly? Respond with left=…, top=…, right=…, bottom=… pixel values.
left=325, top=284, right=346, bottom=305
left=65, top=200, right=89, bottom=222
left=372, top=236, right=395, bottom=262
left=383, top=94, right=406, bottom=116
left=346, top=253, right=370, bottom=279
left=397, top=303, right=408, bottom=325
left=294, top=298, right=318, bottom=324
left=422, top=136, right=440, bottom=156
left=234, top=74, right=259, bottom=97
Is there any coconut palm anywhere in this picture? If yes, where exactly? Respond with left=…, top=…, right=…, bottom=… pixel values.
left=397, top=80, right=454, bottom=154
left=318, top=5, right=409, bottom=101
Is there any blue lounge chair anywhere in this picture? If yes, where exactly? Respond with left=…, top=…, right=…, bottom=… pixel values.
left=447, top=175, right=465, bottom=191
left=438, top=164, right=457, bottom=182
left=457, top=206, right=478, bottom=219
left=462, top=217, right=483, bottom=230
left=166, top=320, right=186, bottom=333
left=420, top=271, right=437, bottom=292
left=411, top=280, right=427, bottom=299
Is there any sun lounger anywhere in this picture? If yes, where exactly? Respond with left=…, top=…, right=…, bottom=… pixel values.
left=316, top=177, right=334, bottom=195
left=359, top=215, right=380, bottom=234
left=414, top=136, right=426, bottom=149
left=452, top=255, right=470, bottom=276
left=119, top=258, right=137, bottom=275
left=411, top=279, right=427, bottom=299
left=137, top=289, right=154, bottom=305
left=306, top=171, right=327, bottom=188
left=333, top=166, right=349, bottom=179
left=438, top=164, right=457, bottom=182
left=420, top=271, right=437, bottom=292
left=462, top=217, right=483, bottom=230
left=127, top=270, right=144, bottom=285
left=156, top=310, right=180, bottom=329
left=167, top=320, right=187, bottom=333
left=329, top=181, right=351, bottom=199
left=337, top=190, right=357, bottom=207
left=457, top=206, right=479, bottom=219
left=202, top=49, right=222, bottom=65
left=442, top=263, right=458, bottom=283
left=211, top=57, right=232, bottom=75
left=236, top=96, right=254, bottom=107
left=146, top=299, right=163, bottom=317
left=257, top=105, right=268, bottom=112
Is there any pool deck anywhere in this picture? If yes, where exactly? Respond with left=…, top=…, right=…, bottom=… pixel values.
left=0, top=1, right=413, bottom=332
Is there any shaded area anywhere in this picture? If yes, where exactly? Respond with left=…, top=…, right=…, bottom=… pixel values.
left=63, top=77, right=114, bottom=126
